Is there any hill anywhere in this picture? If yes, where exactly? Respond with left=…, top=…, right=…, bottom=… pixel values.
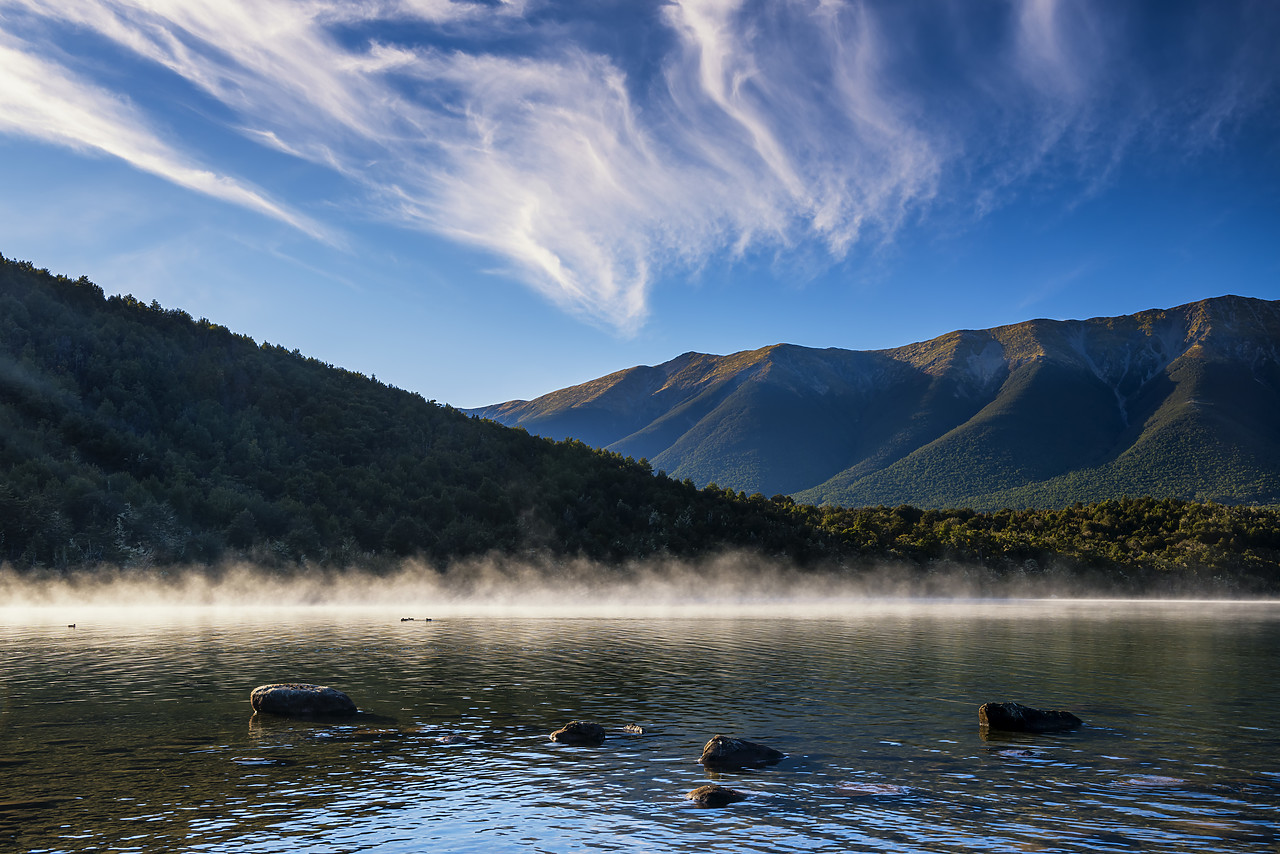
left=0, top=254, right=832, bottom=570
left=469, top=298, right=1280, bottom=509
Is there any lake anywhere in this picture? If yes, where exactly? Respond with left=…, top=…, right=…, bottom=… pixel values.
left=2, top=599, right=1277, bottom=853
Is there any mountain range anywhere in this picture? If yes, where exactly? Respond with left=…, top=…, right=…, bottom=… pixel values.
left=5, top=253, right=1279, bottom=590
left=469, top=296, right=1280, bottom=509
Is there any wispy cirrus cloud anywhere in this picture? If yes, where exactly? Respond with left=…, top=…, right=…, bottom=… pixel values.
left=660, top=0, right=943, bottom=254
left=0, top=31, right=328, bottom=241
left=0, top=0, right=1275, bottom=331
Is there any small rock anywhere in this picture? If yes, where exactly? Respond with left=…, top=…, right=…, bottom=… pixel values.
left=978, top=701, right=1082, bottom=733
left=699, top=735, right=785, bottom=769
left=250, top=683, right=357, bottom=718
left=549, top=720, right=606, bottom=745
left=620, top=724, right=648, bottom=735
left=687, top=784, right=747, bottom=807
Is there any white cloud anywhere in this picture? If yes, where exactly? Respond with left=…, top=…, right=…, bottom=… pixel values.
left=658, top=0, right=943, bottom=253
left=0, top=0, right=1275, bottom=331
left=0, top=33, right=328, bottom=241
left=380, top=49, right=680, bottom=329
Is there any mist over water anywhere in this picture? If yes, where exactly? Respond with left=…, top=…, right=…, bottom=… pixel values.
left=2, top=553, right=1271, bottom=622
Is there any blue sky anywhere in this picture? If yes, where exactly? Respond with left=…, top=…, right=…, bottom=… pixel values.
left=1, top=0, right=1277, bottom=408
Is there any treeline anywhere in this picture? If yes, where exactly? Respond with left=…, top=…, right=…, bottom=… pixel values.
left=789, top=495, right=1280, bottom=592
left=2, top=254, right=1277, bottom=593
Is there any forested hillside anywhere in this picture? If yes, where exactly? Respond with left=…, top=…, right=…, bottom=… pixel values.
left=2, top=254, right=1278, bottom=593
left=0, top=254, right=830, bottom=570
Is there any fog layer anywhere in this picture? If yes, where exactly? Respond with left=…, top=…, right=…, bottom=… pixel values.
left=2, top=553, right=1272, bottom=622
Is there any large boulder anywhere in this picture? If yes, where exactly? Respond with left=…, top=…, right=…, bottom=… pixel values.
left=687, top=784, right=747, bottom=807
left=978, top=701, right=1082, bottom=733
left=549, top=720, right=606, bottom=745
left=699, top=735, right=785, bottom=769
left=250, top=683, right=357, bottom=718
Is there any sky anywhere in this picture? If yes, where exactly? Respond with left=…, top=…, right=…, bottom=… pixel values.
left=1, top=0, right=1277, bottom=408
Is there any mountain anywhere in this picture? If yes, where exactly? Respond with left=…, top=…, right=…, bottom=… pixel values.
left=0, top=254, right=834, bottom=569
left=469, top=297, right=1280, bottom=509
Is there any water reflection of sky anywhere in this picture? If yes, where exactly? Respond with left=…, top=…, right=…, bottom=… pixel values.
left=2, top=604, right=1277, bottom=852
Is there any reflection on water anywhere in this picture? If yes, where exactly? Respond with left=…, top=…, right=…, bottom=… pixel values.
left=2, top=601, right=1278, bottom=853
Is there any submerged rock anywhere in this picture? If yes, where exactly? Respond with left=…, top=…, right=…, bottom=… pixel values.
left=250, top=683, right=357, bottom=718
left=620, top=724, right=649, bottom=735
left=231, top=756, right=296, bottom=767
left=699, top=735, right=785, bottom=769
left=687, top=784, right=747, bottom=807
left=995, top=748, right=1042, bottom=759
left=0, top=798, right=68, bottom=813
left=549, top=720, right=606, bottom=745
left=978, top=701, right=1082, bottom=733
left=1115, top=775, right=1186, bottom=788
left=836, top=782, right=911, bottom=797
left=309, top=726, right=405, bottom=744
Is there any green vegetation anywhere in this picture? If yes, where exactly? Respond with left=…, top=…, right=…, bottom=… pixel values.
left=2, top=254, right=1278, bottom=593
left=795, top=496, right=1280, bottom=593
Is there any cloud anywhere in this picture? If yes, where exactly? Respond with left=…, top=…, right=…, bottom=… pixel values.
left=660, top=0, right=942, bottom=252
left=0, top=31, right=330, bottom=242
left=383, top=48, right=678, bottom=329
left=0, top=0, right=1275, bottom=330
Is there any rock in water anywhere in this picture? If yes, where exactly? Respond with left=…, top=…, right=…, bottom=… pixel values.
left=687, top=784, right=747, bottom=807
left=978, top=701, right=1082, bottom=733
left=699, top=735, right=785, bottom=769
left=250, top=683, right=357, bottom=718
left=549, top=720, right=606, bottom=745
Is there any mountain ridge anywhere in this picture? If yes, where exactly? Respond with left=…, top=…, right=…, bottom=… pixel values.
left=468, top=295, right=1280, bottom=508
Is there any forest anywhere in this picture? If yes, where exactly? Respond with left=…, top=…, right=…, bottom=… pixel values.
left=2, top=254, right=1278, bottom=594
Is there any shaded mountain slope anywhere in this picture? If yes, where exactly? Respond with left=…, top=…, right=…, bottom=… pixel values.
left=0, top=254, right=837, bottom=569
left=470, top=297, right=1280, bottom=508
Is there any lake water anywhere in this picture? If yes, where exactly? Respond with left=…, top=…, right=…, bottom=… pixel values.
left=2, top=600, right=1278, bottom=853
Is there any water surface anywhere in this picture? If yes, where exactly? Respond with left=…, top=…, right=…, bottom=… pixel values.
left=2, top=600, right=1277, bottom=852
